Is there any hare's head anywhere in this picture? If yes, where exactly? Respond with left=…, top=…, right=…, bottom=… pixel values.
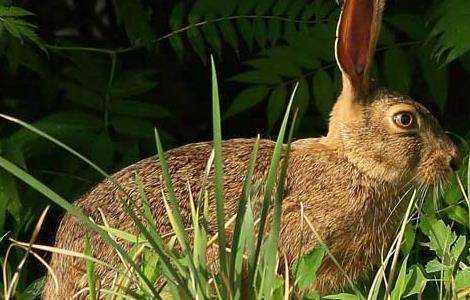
left=324, top=0, right=460, bottom=186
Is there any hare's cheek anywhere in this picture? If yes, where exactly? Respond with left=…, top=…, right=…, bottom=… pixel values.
left=415, top=153, right=452, bottom=186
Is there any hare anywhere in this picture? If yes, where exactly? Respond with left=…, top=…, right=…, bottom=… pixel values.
left=43, top=0, right=461, bottom=298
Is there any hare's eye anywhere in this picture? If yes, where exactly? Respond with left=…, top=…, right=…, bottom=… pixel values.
left=393, top=112, right=415, bottom=129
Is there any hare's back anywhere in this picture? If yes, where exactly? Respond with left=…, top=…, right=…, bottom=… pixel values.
left=73, top=138, right=276, bottom=232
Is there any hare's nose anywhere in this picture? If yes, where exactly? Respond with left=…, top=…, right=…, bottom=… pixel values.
left=449, top=146, right=462, bottom=171
left=450, top=155, right=461, bottom=171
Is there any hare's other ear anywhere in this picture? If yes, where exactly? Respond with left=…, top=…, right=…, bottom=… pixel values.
left=336, top=0, right=385, bottom=98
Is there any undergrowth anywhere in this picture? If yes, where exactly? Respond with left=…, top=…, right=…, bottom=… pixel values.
left=0, top=59, right=469, bottom=300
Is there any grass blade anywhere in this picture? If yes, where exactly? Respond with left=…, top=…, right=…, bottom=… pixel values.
left=84, top=235, right=97, bottom=300
left=251, top=82, right=298, bottom=283
left=210, top=55, right=229, bottom=284
left=229, top=136, right=260, bottom=283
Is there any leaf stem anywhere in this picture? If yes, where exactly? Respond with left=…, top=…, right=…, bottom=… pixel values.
left=104, top=52, right=117, bottom=134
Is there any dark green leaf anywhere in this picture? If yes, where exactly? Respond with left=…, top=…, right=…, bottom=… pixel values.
left=255, top=0, right=275, bottom=15
left=187, top=27, right=207, bottom=63
left=0, top=6, right=34, bottom=17
left=312, top=69, right=334, bottom=120
left=237, top=18, right=254, bottom=51
left=224, top=86, right=270, bottom=119
left=418, top=47, right=448, bottom=112
left=109, top=100, right=171, bottom=119
left=230, top=70, right=281, bottom=84
left=253, top=19, right=267, bottom=50
left=245, top=57, right=302, bottom=77
left=169, top=1, right=186, bottom=61
left=429, top=0, right=470, bottom=63
left=111, top=116, right=154, bottom=139
left=113, top=0, right=155, bottom=47
left=89, top=133, right=114, bottom=172
left=294, top=79, right=310, bottom=121
left=386, top=14, right=426, bottom=40
left=219, top=20, right=239, bottom=54
left=267, top=85, right=287, bottom=131
left=202, top=23, right=222, bottom=58
left=22, top=276, right=46, bottom=300
left=62, top=82, right=102, bottom=110
left=272, top=0, right=290, bottom=16
left=383, top=47, right=412, bottom=94
left=111, top=70, right=157, bottom=98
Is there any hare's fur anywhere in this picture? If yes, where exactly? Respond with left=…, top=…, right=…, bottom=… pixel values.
left=43, top=90, right=459, bottom=299
left=43, top=0, right=461, bottom=297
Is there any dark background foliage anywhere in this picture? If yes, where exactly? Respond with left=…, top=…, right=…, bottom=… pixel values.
left=0, top=0, right=469, bottom=293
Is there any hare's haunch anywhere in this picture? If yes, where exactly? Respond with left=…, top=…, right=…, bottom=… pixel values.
left=43, top=0, right=460, bottom=298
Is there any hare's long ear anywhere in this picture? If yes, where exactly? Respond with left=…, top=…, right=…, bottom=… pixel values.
left=336, top=0, right=385, bottom=99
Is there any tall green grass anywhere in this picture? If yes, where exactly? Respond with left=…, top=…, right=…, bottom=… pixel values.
left=0, top=58, right=470, bottom=299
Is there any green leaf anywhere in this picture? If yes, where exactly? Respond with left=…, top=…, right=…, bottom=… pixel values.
left=403, top=265, right=427, bottom=297
left=294, top=248, right=325, bottom=290
left=202, top=23, right=222, bottom=58
left=323, top=293, right=359, bottom=300
left=0, top=6, right=34, bottom=17
left=391, top=256, right=409, bottom=300
left=110, top=70, right=157, bottom=98
left=456, top=267, right=470, bottom=290
left=89, top=133, right=114, bottom=172
left=444, top=205, right=469, bottom=227
left=294, top=78, right=310, bottom=122
left=253, top=18, right=267, bottom=50
left=386, top=14, right=426, bottom=40
left=22, top=276, right=46, bottom=300
left=169, top=1, right=186, bottom=61
left=312, top=69, right=335, bottom=120
left=237, top=18, right=254, bottom=51
left=267, top=85, right=287, bottom=131
left=450, top=235, right=466, bottom=261
left=187, top=27, right=207, bottom=63
left=111, top=116, right=155, bottom=138
left=383, top=47, right=412, bottom=94
left=219, top=20, right=239, bottom=54
left=113, top=0, right=156, bottom=47
left=427, top=219, right=457, bottom=258
left=429, top=0, right=470, bottom=63
left=224, top=86, right=270, bottom=119
left=84, top=235, right=97, bottom=300
left=62, top=82, right=102, bottom=110
left=230, top=70, right=281, bottom=84
left=402, top=223, right=416, bottom=256
left=425, top=258, right=445, bottom=273
left=245, top=57, right=302, bottom=77
left=109, top=100, right=171, bottom=119
left=418, top=46, right=448, bottom=113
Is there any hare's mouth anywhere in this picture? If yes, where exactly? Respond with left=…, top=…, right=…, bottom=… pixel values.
left=415, top=165, right=453, bottom=188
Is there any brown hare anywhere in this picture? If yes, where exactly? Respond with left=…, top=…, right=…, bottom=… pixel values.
left=43, top=0, right=461, bottom=298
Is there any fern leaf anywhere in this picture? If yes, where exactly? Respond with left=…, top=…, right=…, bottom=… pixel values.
left=113, top=0, right=155, bottom=48
left=0, top=6, right=34, bottom=17
left=429, top=0, right=470, bottom=63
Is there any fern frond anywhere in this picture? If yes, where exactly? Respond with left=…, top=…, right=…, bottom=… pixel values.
left=167, top=0, right=334, bottom=62
left=428, top=0, right=470, bottom=63
left=0, top=5, right=46, bottom=53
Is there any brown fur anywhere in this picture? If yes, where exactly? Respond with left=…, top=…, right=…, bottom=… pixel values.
left=42, top=0, right=461, bottom=298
